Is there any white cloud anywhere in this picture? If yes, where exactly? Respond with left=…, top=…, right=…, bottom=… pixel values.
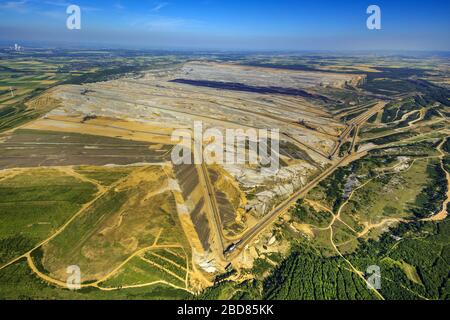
left=38, top=9, right=65, bottom=19
left=43, top=0, right=70, bottom=7
left=151, top=2, right=168, bottom=13
left=43, top=0, right=101, bottom=12
left=0, top=0, right=30, bottom=13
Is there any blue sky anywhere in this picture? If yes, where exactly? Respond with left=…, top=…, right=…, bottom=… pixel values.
left=0, top=0, right=449, bottom=50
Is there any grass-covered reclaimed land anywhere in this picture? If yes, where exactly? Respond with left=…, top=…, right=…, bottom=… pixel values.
left=0, top=169, right=98, bottom=265
left=0, top=165, right=193, bottom=300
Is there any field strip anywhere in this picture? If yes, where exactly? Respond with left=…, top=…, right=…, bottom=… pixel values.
left=139, top=255, right=186, bottom=283
left=152, top=228, right=164, bottom=246
left=164, top=248, right=185, bottom=259
left=94, top=245, right=165, bottom=284
left=147, top=251, right=187, bottom=271
left=161, top=244, right=190, bottom=287
left=56, top=166, right=106, bottom=193
left=91, top=244, right=185, bottom=285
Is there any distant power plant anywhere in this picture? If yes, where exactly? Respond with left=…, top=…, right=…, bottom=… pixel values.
left=11, top=43, right=23, bottom=52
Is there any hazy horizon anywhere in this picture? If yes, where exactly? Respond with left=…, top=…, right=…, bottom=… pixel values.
left=1, top=0, right=449, bottom=51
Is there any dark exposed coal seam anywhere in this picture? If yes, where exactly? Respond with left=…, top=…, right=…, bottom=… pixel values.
left=169, top=79, right=331, bottom=102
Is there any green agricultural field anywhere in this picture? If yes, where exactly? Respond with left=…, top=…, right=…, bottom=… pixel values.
left=0, top=168, right=98, bottom=265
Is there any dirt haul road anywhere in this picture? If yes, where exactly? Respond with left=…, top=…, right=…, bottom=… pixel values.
left=226, top=101, right=387, bottom=260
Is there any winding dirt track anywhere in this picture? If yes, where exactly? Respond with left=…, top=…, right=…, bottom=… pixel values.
left=423, top=138, right=449, bottom=222
left=3, top=96, right=446, bottom=297
left=0, top=167, right=194, bottom=293
left=0, top=167, right=123, bottom=272
left=298, top=136, right=448, bottom=300
left=227, top=101, right=388, bottom=260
